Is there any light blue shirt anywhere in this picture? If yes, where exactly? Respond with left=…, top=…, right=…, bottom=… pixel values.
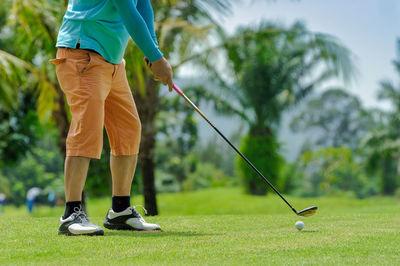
left=56, top=0, right=163, bottom=64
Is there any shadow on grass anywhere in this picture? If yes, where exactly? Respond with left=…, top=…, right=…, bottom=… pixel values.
left=298, top=230, right=318, bottom=233
left=103, top=230, right=219, bottom=238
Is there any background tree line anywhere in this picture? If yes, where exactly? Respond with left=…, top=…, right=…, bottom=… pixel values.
left=1, top=0, right=399, bottom=212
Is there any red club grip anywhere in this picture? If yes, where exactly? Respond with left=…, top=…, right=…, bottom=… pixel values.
left=173, top=84, right=183, bottom=95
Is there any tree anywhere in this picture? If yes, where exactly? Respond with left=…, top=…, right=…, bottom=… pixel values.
left=0, top=0, right=68, bottom=154
left=223, top=22, right=355, bottom=194
left=0, top=0, right=18, bottom=109
left=236, top=134, right=283, bottom=195
left=290, top=88, right=373, bottom=151
left=360, top=38, right=400, bottom=195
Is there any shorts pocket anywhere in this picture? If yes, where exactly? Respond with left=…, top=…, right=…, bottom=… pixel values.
left=76, top=53, right=94, bottom=75
left=49, top=58, right=66, bottom=65
left=50, top=54, right=94, bottom=75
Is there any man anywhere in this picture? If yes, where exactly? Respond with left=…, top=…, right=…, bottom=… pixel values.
left=0, top=193, right=5, bottom=213
left=51, top=0, right=173, bottom=236
left=26, top=187, right=41, bottom=214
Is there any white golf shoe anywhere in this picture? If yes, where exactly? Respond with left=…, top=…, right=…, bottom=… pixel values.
left=103, top=206, right=161, bottom=231
left=58, top=207, right=104, bottom=236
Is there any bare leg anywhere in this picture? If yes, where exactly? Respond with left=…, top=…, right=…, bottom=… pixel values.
left=61, top=156, right=104, bottom=235
left=105, top=154, right=161, bottom=231
left=64, top=156, right=91, bottom=202
left=110, top=154, right=137, bottom=196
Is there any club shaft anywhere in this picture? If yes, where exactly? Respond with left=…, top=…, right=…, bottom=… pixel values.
left=175, top=87, right=298, bottom=214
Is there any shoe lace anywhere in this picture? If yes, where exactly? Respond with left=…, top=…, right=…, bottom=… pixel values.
left=130, top=205, right=147, bottom=222
left=73, top=207, right=89, bottom=223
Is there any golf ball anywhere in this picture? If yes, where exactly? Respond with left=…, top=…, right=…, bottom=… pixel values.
left=295, top=221, right=304, bottom=231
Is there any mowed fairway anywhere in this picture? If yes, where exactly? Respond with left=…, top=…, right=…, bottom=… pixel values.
left=1, top=188, right=399, bottom=265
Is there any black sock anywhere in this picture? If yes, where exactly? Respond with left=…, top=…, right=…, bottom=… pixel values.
left=112, top=196, right=131, bottom=212
left=63, top=201, right=82, bottom=219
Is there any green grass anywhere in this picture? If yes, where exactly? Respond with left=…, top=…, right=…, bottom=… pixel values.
left=1, top=187, right=399, bottom=265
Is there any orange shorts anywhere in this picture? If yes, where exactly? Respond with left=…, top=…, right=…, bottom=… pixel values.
left=50, top=48, right=141, bottom=159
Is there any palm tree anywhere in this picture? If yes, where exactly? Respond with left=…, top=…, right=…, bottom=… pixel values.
left=0, top=0, right=69, bottom=153
left=361, top=38, right=400, bottom=195
left=222, top=22, right=356, bottom=194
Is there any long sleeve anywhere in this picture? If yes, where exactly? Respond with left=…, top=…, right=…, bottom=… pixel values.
left=136, top=0, right=158, bottom=47
left=111, top=0, right=163, bottom=62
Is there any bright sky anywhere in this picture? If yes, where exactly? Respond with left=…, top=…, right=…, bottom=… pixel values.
left=221, top=0, right=400, bottom=108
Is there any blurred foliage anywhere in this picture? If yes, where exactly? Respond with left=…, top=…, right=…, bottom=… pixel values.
left=85, top=132, right=112, bottom=198
left=286, top=147, right=379, bottom=198
left=0, top=91, right=42, bottom=166
left=0, top=172, right=11, bottom=196
left=291, top=88, right=375, bottom=151
left=0, top=0, right=63, bottom=122
left=195, top=134, right=240, bottom=177
left=360, top=38, right=400, bottom=195
left=155, top=93, right=199, bottom=190
left=155, top=92, right=242, bottom=192
left=182, top=162, right=235, bottom=191
left=1, top=129, right=63, bottom=206
left=0, top=0, right=66, bottom=206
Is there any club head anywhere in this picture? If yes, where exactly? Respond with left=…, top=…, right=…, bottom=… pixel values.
left=297, top=206, right=318, bottom=217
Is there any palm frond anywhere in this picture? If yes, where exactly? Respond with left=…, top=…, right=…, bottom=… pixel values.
left=0, top=50, right=33, bottom=109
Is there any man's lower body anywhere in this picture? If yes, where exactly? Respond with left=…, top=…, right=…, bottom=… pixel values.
left=26, top=199, right=34, bottom=214
left=51, top=48, right=160, bottom=236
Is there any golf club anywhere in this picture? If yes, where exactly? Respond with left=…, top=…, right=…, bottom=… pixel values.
left=172, top=83, right=318, bottom=217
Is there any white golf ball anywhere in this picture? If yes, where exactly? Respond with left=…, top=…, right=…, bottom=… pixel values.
left=295, top=220, right=304, bottom=231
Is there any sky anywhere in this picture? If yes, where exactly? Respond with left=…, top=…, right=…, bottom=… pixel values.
left=222, top=0, right=400, bottom=108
